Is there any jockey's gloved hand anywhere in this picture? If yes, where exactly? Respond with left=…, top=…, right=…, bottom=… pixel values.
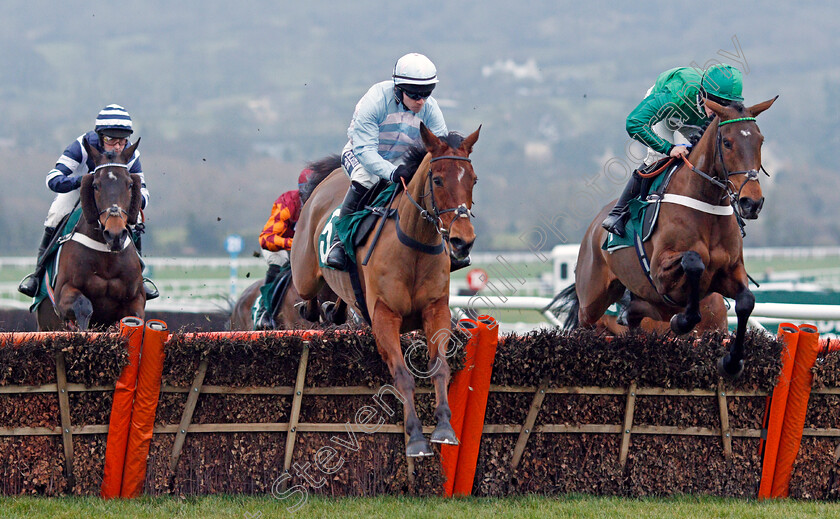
left=390, top=165, right=411, bottom=184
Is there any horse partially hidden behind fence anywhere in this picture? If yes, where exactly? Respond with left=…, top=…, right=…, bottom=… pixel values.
left=556, top=97, right=777, bottom=379
left=229, top=278, right=348, bottom=330
left=36, top=140, right=145, bottom=331
left=292, top=124, right=480, bottom=457
left=230, top=157, right=349, bottom=331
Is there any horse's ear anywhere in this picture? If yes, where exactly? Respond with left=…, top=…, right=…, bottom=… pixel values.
left=460, top=125, right=482, bottom=156
left=420, top=123, right=445, bottom=154
left=127, top=174, right=142, bottom=225
left=79, top=174, right=99, bottom=224
left=84, top=138, right=100, bottom=163
left=747, top=95, right=779, bottom=118
left=704, top=98, right=726, bottom=119
left=122, top=137, right=140, bottom=162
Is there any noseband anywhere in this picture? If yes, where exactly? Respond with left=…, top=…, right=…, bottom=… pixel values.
left=402, top=155, right=475, bottom=242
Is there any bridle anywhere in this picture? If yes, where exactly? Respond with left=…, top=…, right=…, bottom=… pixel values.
left=680, top=116, right=768, bottom=216
left=400, top=154, right=475, bottom=254
left=91, top=162, right=130, bottom=230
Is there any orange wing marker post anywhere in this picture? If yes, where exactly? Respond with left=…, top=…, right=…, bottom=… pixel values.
left=442, top=319, right=480, bottom=496
left=121, top=319, right=169, bottom=498
left=452, top=315, right=499, bottom=496
left=771, top=324, right=821, bottom=498
left=101, top=317, right=145, bottom=499
left=757, top=323, right=800, bottom=499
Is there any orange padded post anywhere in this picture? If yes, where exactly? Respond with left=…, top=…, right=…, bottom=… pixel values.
left=100, top=317, right=145, bottom=498
left=452, top=315, right=499, bottom=496
left=442, top=318, right=480, bottom=497
left=120, top=319, right=169, bottom=498
left=771, top=324, right=821, bottom=498
left=757, top=323, right=799, bottom=500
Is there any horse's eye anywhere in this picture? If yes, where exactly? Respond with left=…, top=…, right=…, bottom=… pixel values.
left=433, top=176, right=443, bottom=187
left=723, top=139, right=732, bottom=150
left=93, top=183, right=100, bottom=191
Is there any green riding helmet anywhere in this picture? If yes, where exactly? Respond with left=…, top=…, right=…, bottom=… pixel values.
left=702, top=64, right=744, bottom=103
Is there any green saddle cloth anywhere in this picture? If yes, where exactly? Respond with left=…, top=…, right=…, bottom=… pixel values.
left=603, top=171, right=669, bottom=253
left=252, top=264, right=293, bottom=324
left=29, top=209, right=83, bottom=312
left=318, top=183, right=399, bottom=267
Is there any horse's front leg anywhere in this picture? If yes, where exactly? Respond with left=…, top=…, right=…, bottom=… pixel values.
left=422, top=297, right=458, bottom=445
left=371, top=300, right=431, bottom=457
left=56, top=286, right=93, bottom=331
left=669, top=251, right=705, bottom=334
left=716, top=266, right=754, bottom=380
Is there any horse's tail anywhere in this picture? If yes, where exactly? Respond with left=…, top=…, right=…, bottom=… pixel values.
left=545, top=283, right=580, bottom=330
left=301, top=154, right=341, bottom=205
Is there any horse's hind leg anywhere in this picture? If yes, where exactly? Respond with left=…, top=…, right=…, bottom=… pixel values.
left=670, top=251, right=704, bottom=334
left=372, top=300, right=431, bottom=457
left=423, top=298, right=458, bottom=445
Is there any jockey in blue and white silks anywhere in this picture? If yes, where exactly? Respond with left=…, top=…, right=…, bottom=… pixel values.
left=325, top=53, right=449, bottom=270
left=45, top=130, right=148, bottom=227
left=18, top=104, right=157, bottom=299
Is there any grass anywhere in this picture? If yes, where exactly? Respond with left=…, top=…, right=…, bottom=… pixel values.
left=2, top=494, right=837, bottom=519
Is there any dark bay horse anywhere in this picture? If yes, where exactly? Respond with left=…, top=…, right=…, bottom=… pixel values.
left=563, top=97, right=777, bottom=378
left=292, top=124, right=480, bottom=457
left=36, top=140, right=145, bottom=330
left=230, top=279, right=348, bottom=330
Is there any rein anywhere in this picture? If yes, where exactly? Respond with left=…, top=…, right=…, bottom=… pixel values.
left=398, top=155, right=475, bottom=255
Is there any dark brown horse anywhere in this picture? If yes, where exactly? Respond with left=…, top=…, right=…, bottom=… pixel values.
left=230, top=278, right=348, bottom=330
left=292, top=124, right=480, bottom=456
left=561, top=97, right=777, bottom=378
left=36, top=140, right=145, bottom=331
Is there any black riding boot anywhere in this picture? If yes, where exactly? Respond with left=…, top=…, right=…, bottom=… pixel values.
left=601, top=172, right=643, bottom=238
left=255, top=263, right=283, bottom=330
left=18, top=227, right=57, bottom=297
left=324, top=181, right=369, bottom=270
left=133, top=230, right=159, bottom=300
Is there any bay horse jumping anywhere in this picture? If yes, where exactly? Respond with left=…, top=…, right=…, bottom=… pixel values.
left=36, top=140, right=145, bottom=331
left=292, top=124, right=480, bottom=456
left=562, top=97, right=777, bottom=378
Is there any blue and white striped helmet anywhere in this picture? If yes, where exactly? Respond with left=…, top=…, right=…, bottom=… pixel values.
left=94, top=104, right=133, bottom=138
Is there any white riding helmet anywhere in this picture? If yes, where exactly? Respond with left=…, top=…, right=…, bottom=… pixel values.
left=393, top=53, right=439, bottom=87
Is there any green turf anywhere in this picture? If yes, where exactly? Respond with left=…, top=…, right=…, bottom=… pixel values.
left=1, top=495, right=836, bottom=519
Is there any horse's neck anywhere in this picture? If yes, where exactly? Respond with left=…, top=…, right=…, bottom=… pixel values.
left=396, top=164, right=440, bottom=247
left=671, top=124, right=726, bottom=204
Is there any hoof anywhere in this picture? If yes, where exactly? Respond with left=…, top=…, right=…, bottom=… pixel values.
left=406, top=438, right=434, bottom=458
left=717, top=355, right=745, bottom=380
left=670, top=313, right=697, bottom=335
left=320, top=301, right=336, bottom=322
left=430, top=423, right=459, bottom=445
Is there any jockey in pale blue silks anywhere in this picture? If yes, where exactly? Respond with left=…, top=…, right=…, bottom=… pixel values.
left=324, top=53, right=472, bottom=271
left=18, top=104, right=157, bottom=299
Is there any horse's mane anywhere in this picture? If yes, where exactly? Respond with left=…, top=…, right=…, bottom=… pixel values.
left=688, top=102, right=748, bottom=147
left=402, top=132, right=466, bottom=177
left=301, top=154, right=341, bottom=205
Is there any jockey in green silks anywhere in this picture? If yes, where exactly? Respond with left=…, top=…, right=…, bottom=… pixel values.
left=601, top=64, right=745, bottom=238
